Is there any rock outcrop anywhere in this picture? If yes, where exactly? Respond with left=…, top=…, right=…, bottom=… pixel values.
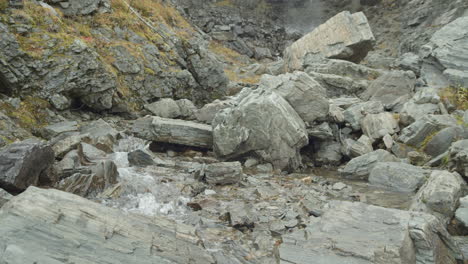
left=279, top=201, right=461, bottom=264
left=284, top=11, right=375, bottom=71
left=0, top=187, right=241, bottom=263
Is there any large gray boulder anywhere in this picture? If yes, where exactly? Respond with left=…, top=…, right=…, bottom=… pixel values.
left=132, top=116, right=213, bottom=149
left=340, top=150, right=399, bottom=180
left=0, top=187, right=240, bottom=263
left=279, top=201, right=461, bottom=264
left=0, top=139, right=55, bottom=192
left=258, top=72, right=329, bottom=123
left=369, top=162, right=428, bottom=192
left=212, top=89, right=308, bottom=171
left=422, top=16, right=468, bottom=87
left=362, top=70, right=416, bottom=110
left=284, top=11, right=375, bottom=71
left=398, top=115, right=458, bottom=149
left=411, top=170, right=465, bottom=221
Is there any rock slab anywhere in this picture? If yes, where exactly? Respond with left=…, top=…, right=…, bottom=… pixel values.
left=284, top=11, right=375, bottom=71
left=0, top=187, right=226, bottom=263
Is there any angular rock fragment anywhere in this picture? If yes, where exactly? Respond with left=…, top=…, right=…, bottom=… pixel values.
left=361, top=112, right=399, bottom=141
left=340, top=149, right=399, bottom=180
left=284, top=11, right=375, bottom=71
left=144, top=98, right=181, bottom=119
left=132, top=116, right=213, bottom=149
left=0, top=139, right=54, bottom=192
left=448, top=139, right=468, bottom=177
left=203, top=162, right=242, bottom=185
left=258, top=72, right=329, bottom=123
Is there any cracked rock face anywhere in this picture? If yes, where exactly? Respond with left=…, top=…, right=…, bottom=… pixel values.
left=213, top=88, right=308, bottom=171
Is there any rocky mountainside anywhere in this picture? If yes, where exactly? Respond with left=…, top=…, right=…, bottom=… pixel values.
left=1, top=0, right=468, bottom=263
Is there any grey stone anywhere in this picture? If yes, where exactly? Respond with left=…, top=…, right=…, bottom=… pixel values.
left=0, top=187, right=231, bottom=263
left=195, top=99, right=233, bottom=124
left=0, top=188, right=12, bottom=208
left=256, top=163, right=274, bottom=173
left=0, top=139, right=54, bottom=192
left=42, top=121, right=79, bottom=139
left=49, top=94, right=71, bottom=110
left=455, top=195, right=468, bottom=232
left=423, top=126, right=464, bottom=157
left=111, top=45, right=141, bottom=74
left=81, top=142, right=106, bottom=161
left=176, top=99, right=197, bottom=119
left=244, top=158, right=258, bottom=168
left=400, top=101, right=440, bottom=126
left=128, top=150, right=155, bottom=167
left=51, top=134, right=86, bottom=159
left=258, top=72, right=329, bottom=123
left=394, top=52, right=422, bottom=75
left=448, top=139, right=468, bottom=177
left=212, top=89, right=308, bottom=171
left=314, top=141, right=342, bottom=166
left=279, top=201, right=460, bottom=264
left=304, top=58, right=382, bottom=96
left=340, top=149, right=399, bottom=180
left=144, top=98, right=182, bottom=119
left=345, top=135, right=373, bottom=158
left=204, top=162, right=242, bottom=185
left=411, top=170, right=465, bottom=221
left=132, top=116, right=212, bottom=149
left=329, top=97, right=363, bottom=109
left=369, top=162, right=427, bottom=192
left=398, top=114, right=458, bottom=149
left=343, top=101, right=384, bottom=131
left=383, top=134, right=394, bottom=149
left=80, top=119, right=119, bottom=153
left=362, top=70, right=416, bottom=110
left=284, top=11, right=375, bottom=71
left=361, top=112, right=399, bottom=141
left=52, top=0, right=111, bottom=16
left=307, top=122, right=334, bottom=140
left=424, top=16, right=468, bottom=87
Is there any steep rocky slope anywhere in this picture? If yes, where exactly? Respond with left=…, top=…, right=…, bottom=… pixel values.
left=1, top=0, right=468, bottom=263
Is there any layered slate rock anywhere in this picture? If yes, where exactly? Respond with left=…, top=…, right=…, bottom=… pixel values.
left=0, top=139, right=54, bottom=192
left=340, top=149, right=399, bottom=180
left=258, top=72, right=329, bottom=123
left=0, top=187, right=231, bottom=263
left=204, top=162, right=243, bottom=185
left=411, top=170, right=465, bottom=221
left=213, top=89, right=308, bottom=171
left=398, top=114, right=458, bottom=149
left=369, top=162, right=427, bottom=192
left=362, top=70, right=416, bottom=110
left=283, top=11, right=375, bottom=71
left=422, top=16, right=468, bottom=87
left=132, top=116, right=213, bottom=149
left=279, top=201, right=461, bottom=264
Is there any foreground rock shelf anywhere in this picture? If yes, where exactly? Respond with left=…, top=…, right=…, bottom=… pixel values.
left=0, top=187, right=241, bottom=264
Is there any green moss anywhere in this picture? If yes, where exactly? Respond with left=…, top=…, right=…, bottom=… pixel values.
left=0, top=0, right=8, bottom=11
left=0, top=96, right=50, bottom=131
